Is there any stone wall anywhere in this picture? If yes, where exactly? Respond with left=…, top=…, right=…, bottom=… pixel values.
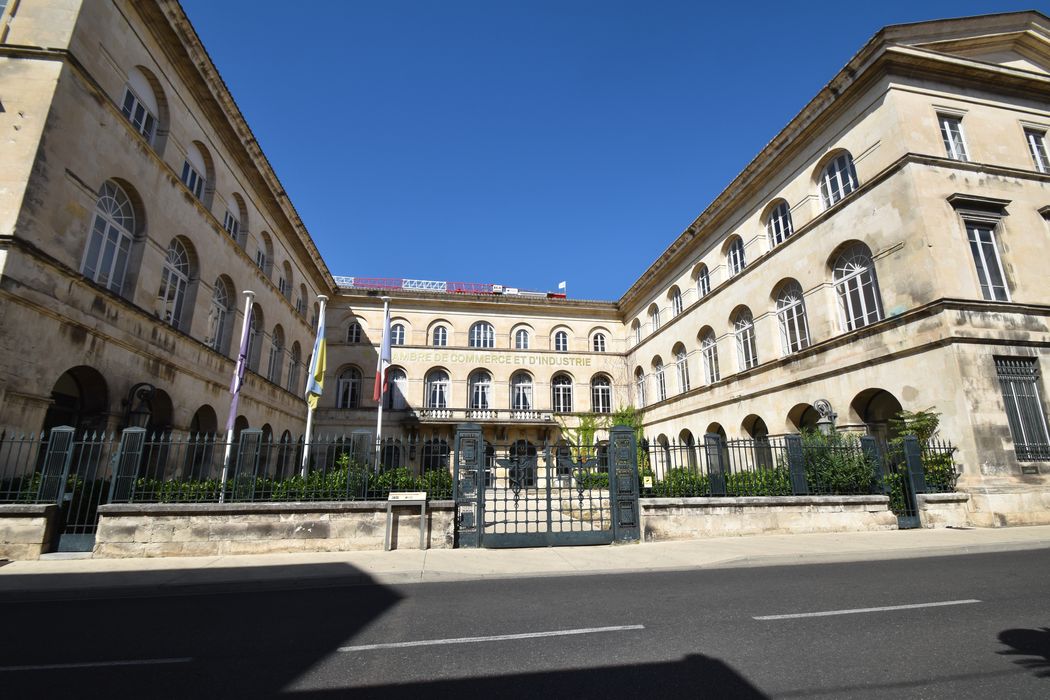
left=94, top=501, right=455, bottom=558
left=640, top=495, right=896, bottom=541
left=916, top=493, right=973, bottom=528
left=963, top=487, right=1050, bottom=527
left=0, top=504, right=58, bottom=560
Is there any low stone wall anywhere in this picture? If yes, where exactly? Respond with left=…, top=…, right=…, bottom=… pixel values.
left=0, top=504, right=59, bottom=560
left=917, top=493, right=973, bottom=528
left=94, top=501, right=455, bottom=558
left=962, top=486, right=1050, bottom=527
left=640, top=495, right=896, bottom=541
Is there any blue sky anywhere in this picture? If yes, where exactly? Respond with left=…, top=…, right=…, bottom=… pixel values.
left=181, top=0, right=1034, bottom=300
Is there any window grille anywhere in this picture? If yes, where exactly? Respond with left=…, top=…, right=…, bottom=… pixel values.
left=996, top=357, right=1050, bottom=461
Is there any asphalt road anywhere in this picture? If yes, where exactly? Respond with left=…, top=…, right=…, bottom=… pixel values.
left=1, top=549, right=1048, bottom=698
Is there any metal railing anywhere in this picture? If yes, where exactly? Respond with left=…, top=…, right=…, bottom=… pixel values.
left=641, top=432, right=958, bottom=499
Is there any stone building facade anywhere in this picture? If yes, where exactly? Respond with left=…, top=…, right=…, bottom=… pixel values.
left=2, top=3, right=1050, bottom=526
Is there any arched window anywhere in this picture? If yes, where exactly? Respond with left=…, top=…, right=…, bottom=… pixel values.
left=222, top=194, right=242, bottom=242
left=206, top=277, right=231, bottom=354
left=653, top=358, right=667, bottom=402
left=592, top=332, right=607, bottom=353
left=649, top=304, right=661, bottom=332
left=246, top=307, right=264, bottom=372
left=432, top=325, right=448, bottom=347
left=635, top=367, right=646, bottom=408
left=425, top=370, right=449, bottom=409
left=469, top=322, right=494, bottom=348
left=121, top=67, right=160, bottom=145
left=695, top=264, right=711, bottom=299
left=511, top=372, right=533, bottom=411
left=591, top=375, right=612, bottom=414
left=267, top=325, right=284, bottom=385
left=337, top=368, right=362, bottom=408
left=515, top=328, right=530, bottom=350
left=469, top=370, right=492, bottom=410
left=391, top=323, right=406, bottom=346
left=733, top=308, right=758, bottom=371
left=81, top=180, right=136, bottom=294
left=346, top=322, right=362, bottom=344
left=554, top=330, right=569, bottom=353
left=387, top=368, right=407, bottom=410
left=631, top=320, right=642, bottom=347
left=776, top=280, right=810, bottom=354
left=766, top=200, right=794, bottom=247
left=833, top=244, right=883, bottom=331
left=551, top=374, right=573, bottom=413
left=287, top=342, right=301, bottom=394
left=727, top=237, right=746, bottom=277
left=819, top=152, right=859, bottom=209
left=256, top=232, right=274, bottom=276
left=700, top=330, right=720, bottom=384
left=674, top=345, right=690, bottom=393
left=296, top=284, right=308, bottom=316
left=158, top=239, right=192, bottom=329
left=670, top=287, right=683, bottom=318
left=181, top=142, right=207, bottom=200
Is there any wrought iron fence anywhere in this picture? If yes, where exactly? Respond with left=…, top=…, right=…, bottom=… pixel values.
left=641, top=432, right=959, bottom=500
left=0, top=428, right=455, bottom=506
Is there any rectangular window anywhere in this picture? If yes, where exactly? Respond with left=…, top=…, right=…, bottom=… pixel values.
left=939, top=115, right=969, bottom=162
left=181, top=161, right=204, bottom=199
left=223, top=210, right=240, bottom=239
left=996, top=357, right=1050, bottom=461
left=965, top=219, right=1009, bottom=301
left=1025, top=128, right=1049, bottom=173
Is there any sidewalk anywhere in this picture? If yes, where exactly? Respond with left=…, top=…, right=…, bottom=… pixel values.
left=2, top=525, right=1048, bottom=597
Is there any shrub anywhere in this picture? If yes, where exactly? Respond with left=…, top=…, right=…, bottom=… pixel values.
left=575, top=470, right=609, bottom=490
left=652, top=468, right=709, bottom=497
left=725, top=468, right=792, bottom=497
left=800, top=430, right=879, bottom=494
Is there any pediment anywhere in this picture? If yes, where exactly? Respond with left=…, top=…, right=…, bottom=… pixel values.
left=911, top=31, right=1050, bottom=75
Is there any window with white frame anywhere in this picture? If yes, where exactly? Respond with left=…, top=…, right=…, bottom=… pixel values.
left=432, top=326, right=448, bottom=347
left=255, top=248, right=267, bottom=272
left=387, top=368, right=408, bottom=410
left=346, top=322, right=362, bottom=344
left=180, top=160, right=205, bottom=200
left=391, top=323, right=406, bottom=346
left=278, top=276, right=288, bottom=297
left=632, top=321, right=642, bottom=346
left=776, top=281, right=811, bottom=354
left=205, top=279, right=229, bottom=353
left=635, top=368, right=646, bottom=408
left=511, top=372, right=533, bottom=411
left=469, top=370, right=492, bottom=410
left=337, top=368, right=362, bottom=408
left=469, top=322, right=495, bottom=348
left=246, top=311, right=262, bottom=372
left=696, top=265, right=710, bottom=298
left=223, top=209, right=240, bottom=240
left=670, top=289, right=683, bottom=318
left=996, top=357, right=1050, bottom=461
left=158, top=239, right=191, bottom=329
left=287, top=345, right=301, bottom=394
left=1024, top=128, right=1049, bottom=173
left=295, top=296, right=305, bottom=316
left=592, top=332, right=607, bottom=353
left=939, top=114, right=969, bottom=162
left=425, top=370, right=449, bottom=409
left=649, top=305, right=661, bottom=332
left=965, top=219, right=1009, bottom=301
left=701, top=331, right=720, bottom=384
left=81, top=180, right=135, bottom=294
left=833, top=244, right=883, bottom=331
left=727, top=237, right=746, bottom=276
left=675, top=347, right=690, bottom=393
left=734, top=309, right=758, bottom=371
left=551, top=374, right=573, bottom=413
left=819, top=152, right=859, bottom=208
left=654, top=360, right=667, bottom=402
left=514, top=328, right=530, bottom=350
left=120, top=86, right=157, bottom=144
left=766, top=201, right=794, bottom=247
left=554, top=330, right=569, bottom=352
left=591, top=375, right=611, bottom=414
left=267, top=327, right=283, bottom=385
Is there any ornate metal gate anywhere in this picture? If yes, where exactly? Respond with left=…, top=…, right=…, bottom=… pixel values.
left=453, top=423, right=640, bottom=548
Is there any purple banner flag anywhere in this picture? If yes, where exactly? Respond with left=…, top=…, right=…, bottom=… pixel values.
left=226, top=304, right=253, bottom=433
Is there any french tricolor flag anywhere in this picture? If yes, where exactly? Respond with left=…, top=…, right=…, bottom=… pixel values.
left=373, top=302, right=392, bottom=402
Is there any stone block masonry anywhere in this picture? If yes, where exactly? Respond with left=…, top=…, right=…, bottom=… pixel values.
left=0, top=504, right=59, bottom=560
left=94, top=502, right=455, bottom=558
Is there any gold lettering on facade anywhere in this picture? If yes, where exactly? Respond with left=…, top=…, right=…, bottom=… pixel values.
left=391, top=349, right=593, bottom=367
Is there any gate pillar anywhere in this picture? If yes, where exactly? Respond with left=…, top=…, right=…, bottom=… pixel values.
left=609, top=425, right=640, bottom=543
left=902, top=436, right=927, bottom=494
left=37, top=426, right=76, bottom=503
left=453, top=423, right=483, bottom=548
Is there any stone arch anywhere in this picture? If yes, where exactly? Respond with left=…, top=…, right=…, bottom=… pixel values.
left=41, top=366, right=110, bottom=436
left=787, top=402, right=820, bottom=433
left=850, top=388, right=903, bottom=444
left=189, top=404, right=218, bottom=437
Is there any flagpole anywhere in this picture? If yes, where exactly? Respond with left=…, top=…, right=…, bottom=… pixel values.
left=302, top=294, right=329, bottom=477
left=374, top=296, right=391, bottom=472
left=220, top=290, right=255, bottom=503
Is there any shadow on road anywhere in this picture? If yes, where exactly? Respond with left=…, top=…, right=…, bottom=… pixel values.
left=998, top=626, right=1050, bottom=678
left=0, top=563, right=402, bottom=698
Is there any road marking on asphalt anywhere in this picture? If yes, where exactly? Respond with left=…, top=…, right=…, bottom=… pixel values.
left=338, top=624, right=646, bottom=652
left=0, top=657, right=192, bottom=672
left=754, top=599, right=981, bottom=621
